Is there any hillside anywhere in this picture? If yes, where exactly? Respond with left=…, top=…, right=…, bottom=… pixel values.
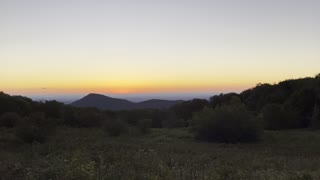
left=71, top=93, right=183, bottom=110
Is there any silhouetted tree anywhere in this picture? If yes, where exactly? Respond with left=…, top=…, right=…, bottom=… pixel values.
left=161, top=110, right=184, bottom=128
left=284, top=88, right=315, bottom=127
left=38, top=100, right=64, bottom=119
left=75, top=108, right=104, bottom=127
left=262, top=104, right=299, bottom=130
left=172, top=99, right=208, bottom=124
left=0, top=92, right=33, bottom=115
left=62, top=106, right=78, bottom=127
left=137, top=118, right=152, bottom=134
left=209, top=93, right=240, bottom=109
left=0, top=112, right=21, bottom=128
left=15, top=112, right=56, bottom=143
left=192, top=104, right=262, bottom=143
left=151, top=110, right=164, bottom=128
left=104, top=118, right=128, bottom=137
left=311, top=78, right=320, bottom=129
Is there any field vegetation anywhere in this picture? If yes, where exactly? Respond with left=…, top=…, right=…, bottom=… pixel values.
left=0, top=74, right=320, bottom=179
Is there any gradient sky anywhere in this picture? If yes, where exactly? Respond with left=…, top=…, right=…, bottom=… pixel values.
left=1, top=0, right=320, bottom=99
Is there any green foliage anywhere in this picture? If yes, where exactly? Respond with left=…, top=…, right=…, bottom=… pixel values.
left=75, top=108, right=104, bottom=127
left=262, top=104, right=300, bottom=130
left=311, top=103, right=320, bottom=129
left=62, top=151, right=96, bottom=180
left=209, top=93, right=241, bottom=108
left=161, top=110, right=185, bottom=128
left=150, top=110, right=163, bottom=128
left=62, top=106, right=78, bottom=127
left=39, top=100, right=64, bottom=119
left=116, top=109, right=154, bottom=126
left=104, top=118, right=128, bottom=137
left=137, top=118, right=152, bottom=134
left=15, top=112, right=56, bottom=143
left=192, top=105, right=262, bottom=143
left=312, top=78, right=320, bottom=129
left=0, top=92, right=33, bottom=116
left=0, top=112, right=21, bottom=128
left=2, top=128, right=320, bottom=179
left=241, top=78, right=315, bottom=112
left=172, top=98, right=208, bottom=122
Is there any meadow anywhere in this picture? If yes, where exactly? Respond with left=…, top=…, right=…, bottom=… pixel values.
left=1, top=127, right=319, bottom=180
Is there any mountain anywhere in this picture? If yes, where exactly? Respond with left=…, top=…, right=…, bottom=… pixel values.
left=71, top=93, right=183, bottom=110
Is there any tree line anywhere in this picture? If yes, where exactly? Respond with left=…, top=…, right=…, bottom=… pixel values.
left=1, top=74, right=319, bottom=143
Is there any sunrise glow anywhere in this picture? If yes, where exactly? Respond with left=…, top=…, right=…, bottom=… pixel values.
left=1, top=0, right=320, bottom=98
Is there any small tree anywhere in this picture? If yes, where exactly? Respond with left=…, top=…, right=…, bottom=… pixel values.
left=137, top=119, right=152, bottom=134
left=312, top=78, right=320, bottom=129
left=192, top=104, right=262, bottom=143
left=311, top=104, right=320, bottom=129
left=104, top=118, right=128, bottom=137
left=262, top=104, right=299, bottom=130
left=161, top=111, right=184, bottom=128
left=15, top=112, right=56, bottom=143
left=0, top=112, right=21, bottom=128
left=75, top=109, right=104, bottom=128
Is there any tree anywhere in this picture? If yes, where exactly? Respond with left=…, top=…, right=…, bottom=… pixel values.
left=192, top=104, right=262, bottom=143
left=209, top=93, right=240, bottom=109
left=161, top=110, right=184, bottom=128
left=283, top=88, right=315, bottom=128
left=104, top=118, right=128, bottom=137
left=137, top=119, right=152, bottom=134
left=262, top=104, right=299, bottom=130
left=172, top=99, right=208, bottom=125
left=311, top=80, right=320, bottom=129
left=0, top=112, right=21, bottom=128
left=75, top=108, right=104, bottom=127
left=311, top=102, right=320, bottom=129
left=15, top=112, right=56, bottom=143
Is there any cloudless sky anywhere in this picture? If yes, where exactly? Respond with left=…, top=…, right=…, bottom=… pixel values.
left=1, top=0, right=320, bottom=100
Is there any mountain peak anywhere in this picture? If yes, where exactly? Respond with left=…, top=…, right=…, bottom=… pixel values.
left=86, top=93, right=108, bottom=97
left=71, top=93, right=183, bottom=110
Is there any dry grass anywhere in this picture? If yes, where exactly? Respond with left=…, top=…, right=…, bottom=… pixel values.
left=0, top=127, right=320, bottom=179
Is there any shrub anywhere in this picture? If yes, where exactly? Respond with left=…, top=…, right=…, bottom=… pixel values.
left=75, top=109, right=104, bottom=128
left=104, top=118, right=128, bottom=137
left=0, top=112, right=21, bottom=128
left=161, top=111, right=185, bottom=128
left=62, top=106, right=78, bottom=127
left=311, top=83, right=320, bottom=129
left=311, top=103, right=320, bottom=129
left=137, top=119, right=152, bottom=134
left=192, top=105, right=262, bottom=143
left=262, top=104, right=299, bottom=130
left=15, top=112, right=56, bottom=143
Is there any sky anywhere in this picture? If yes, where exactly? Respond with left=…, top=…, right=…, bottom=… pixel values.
left=1, top=0, right=320, bottom=101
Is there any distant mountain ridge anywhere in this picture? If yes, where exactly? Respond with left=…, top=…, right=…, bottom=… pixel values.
left=71, top=93, right=183, bottom=110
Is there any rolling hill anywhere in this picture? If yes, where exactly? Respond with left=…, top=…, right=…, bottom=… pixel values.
left=71, top=93, right=183, bottom=110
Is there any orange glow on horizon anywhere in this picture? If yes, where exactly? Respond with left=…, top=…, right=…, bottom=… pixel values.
left=2, top=82, right=253, bottom=96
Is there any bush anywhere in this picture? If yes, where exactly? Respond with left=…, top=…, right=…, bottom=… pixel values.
left=192, top=105, right=262, bottom=143
left=137, top=119, right=152, bottom=134
left=75, top=109, right=104, bottom=128
left=311, top=103, right=320, bottom=129
left=104, top=118, right=128, bottom=137
left=262, top=104, right=299, bottom=130
left=15, top=112, right=56, bottom=143
left=311, top=83, right=320, bottom=129
left=0, top=112, right=21, bottom=128
left=161, top=111, right=185, bottom=128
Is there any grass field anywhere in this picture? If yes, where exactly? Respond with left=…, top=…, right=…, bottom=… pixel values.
left=0, top=128, right=320, bottom=180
